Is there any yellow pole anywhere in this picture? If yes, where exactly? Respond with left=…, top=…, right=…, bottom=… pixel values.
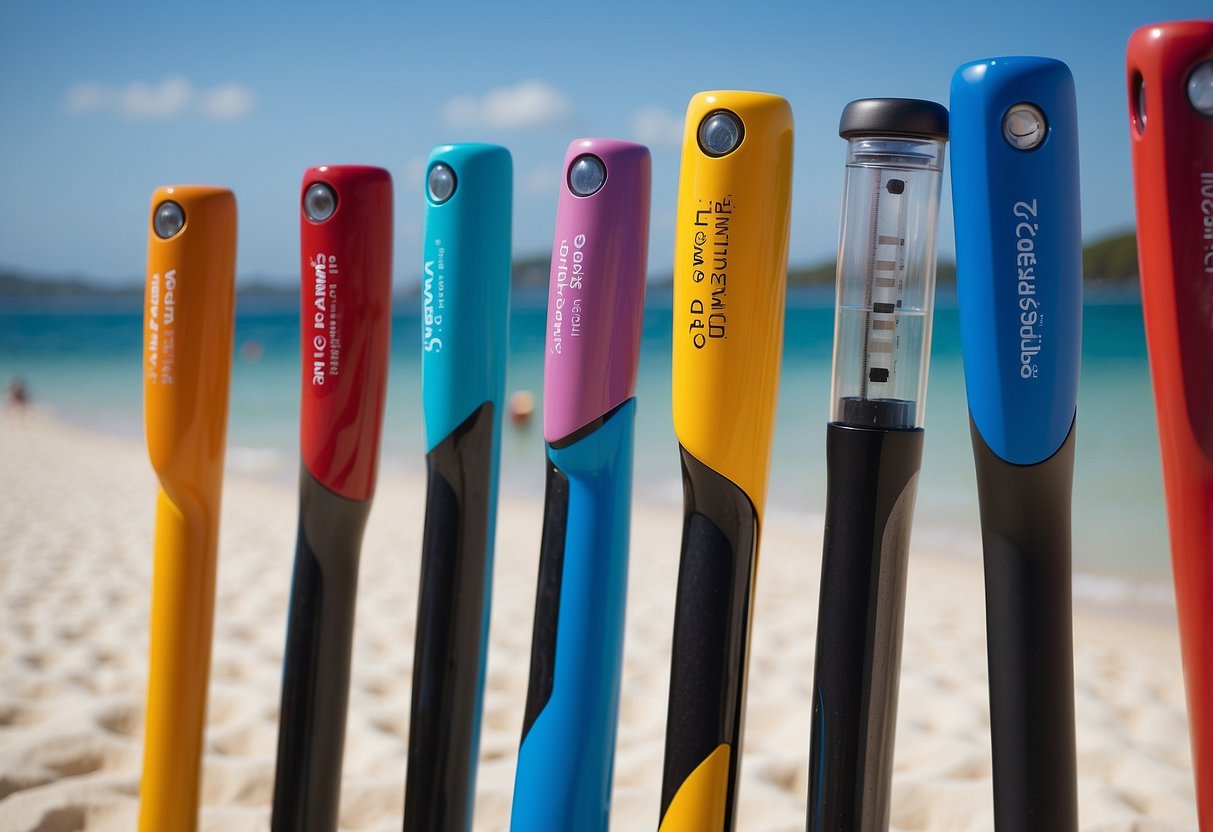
left=660, top=91, right=793, bottom=831
left=138, top=185, right=236, bottom=832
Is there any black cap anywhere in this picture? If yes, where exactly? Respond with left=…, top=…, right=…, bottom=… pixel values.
left=839, top=98, right=949, bottom=141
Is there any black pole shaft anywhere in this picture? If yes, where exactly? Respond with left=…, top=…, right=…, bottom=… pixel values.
left=272, top=466, right=370, bottom=832
left=807, top=423, right=924, bottom=832
left=972, top=419, right=1078, bottom=832
left=659, top=446, right=758, bottom=831
left=404, top=403, right=495, bottom=832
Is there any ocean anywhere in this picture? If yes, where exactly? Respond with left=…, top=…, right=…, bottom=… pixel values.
left=0, top=289, right=1171, bottom=587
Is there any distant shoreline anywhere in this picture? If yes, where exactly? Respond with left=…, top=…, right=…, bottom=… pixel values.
left=0, top=230, right=1142, bottom=299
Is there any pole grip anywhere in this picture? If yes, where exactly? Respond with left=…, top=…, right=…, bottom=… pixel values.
left=807, top=423, right=923, bottom=832
left=404, top=402, right=496, bottom=832
left=658, top=447, right=758, bottom=832
left=973, top=419, right=1078, bottom=831
left=511, top=400, right=636, bottom=832
left=272, top=468, right=371, bottom=832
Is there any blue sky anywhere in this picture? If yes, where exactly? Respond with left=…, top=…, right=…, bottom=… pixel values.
left=0, top=0, right=1205, bottom=288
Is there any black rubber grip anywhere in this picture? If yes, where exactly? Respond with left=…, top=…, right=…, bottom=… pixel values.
left=404, top=402, right=496, bottom=832
left=520, top=456, right=570, bottom=742
left=807, top=423, right=923, bottom=832
left=973, top=417, right=1078, bottom=832
left=659, top=446, right=757, bottom=829
left=272, top=466, right=371, bottom=832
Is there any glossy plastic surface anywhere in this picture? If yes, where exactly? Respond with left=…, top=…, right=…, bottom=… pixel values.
left=543, top=139, right=650, bottom=444
left=971, top=421, right=1078, bottom=831
left=808, top=424, right=923, bottom=832
left=952, top=57, right=1083, bottom=831
left=671, top=90, right=793, bottom=515
left=274, top=166, right=391, bottom=830
left=511, top=401, right=636, bottom=831
left=411, top=147, right=511, bottom=831
left=1127, top=20, right=1213, bottom=828
left=139, top=185, right=236, bottom=832
left=659, top=448, right=757, bottom=831
left=660, top=746, right=733, bottom=832
left=405, top=402, right=497, bottom=832
left=422, top=143, right=512, bottom=451
left=272, top=469, right=371, bottom=831
left=661, top=90, right=792, bottom=832
left=951, top=57, right=1083, bottom=466
left=512, top=137, right=648, bottom=827
left=299, top=165, right=393, bottom=501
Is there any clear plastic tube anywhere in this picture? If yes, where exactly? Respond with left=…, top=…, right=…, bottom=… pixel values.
left=830, top=136, right=945, bottom=429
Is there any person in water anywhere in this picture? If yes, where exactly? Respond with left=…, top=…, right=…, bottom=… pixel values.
left=6, top=377, right=29, bottom=410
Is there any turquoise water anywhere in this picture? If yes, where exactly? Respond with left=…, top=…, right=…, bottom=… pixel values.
left=0, top=291, right=1169, bottom=580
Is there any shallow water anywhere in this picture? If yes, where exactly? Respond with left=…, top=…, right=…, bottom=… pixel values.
left=0, top=289, right=1169, bottom=581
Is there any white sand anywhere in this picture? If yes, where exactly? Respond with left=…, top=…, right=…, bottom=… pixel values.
left=0, top=413, right=1198, bottom=830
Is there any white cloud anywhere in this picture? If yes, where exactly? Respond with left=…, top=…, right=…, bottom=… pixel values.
left=631, top=106, right=684, bottom=147
left=444, top=80, right=573, bottom=131
left=64, top=77, right=255, bottom=121
left=199, top=83, right=255, bottom=120
left=121, top=77, right=193, bottom=118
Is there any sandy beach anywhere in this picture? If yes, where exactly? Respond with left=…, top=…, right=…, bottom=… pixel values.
left=0, top=412, right=1198, bottom=831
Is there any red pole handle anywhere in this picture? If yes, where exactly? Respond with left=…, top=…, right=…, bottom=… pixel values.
left=298, top=165, right=393, bottom=502
left=1127, top=20, right=1213, bottom=828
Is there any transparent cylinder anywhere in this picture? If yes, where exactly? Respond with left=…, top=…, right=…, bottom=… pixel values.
left=830, top=136, right=945, bottom=429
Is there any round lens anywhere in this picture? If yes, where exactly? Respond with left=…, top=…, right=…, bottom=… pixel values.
left=153, top=201, right=185, bottom=239
left=428, top=163, right=457, bottom=203
left=1188, top=60, right=1213, bottom=117
left=304, top=183, right=337, bottom=222
left=1002, top=103, right=1047, bottom=151
left=568, top=155, right=606, bottom=197
left=698, top=110, right=743, bottom=157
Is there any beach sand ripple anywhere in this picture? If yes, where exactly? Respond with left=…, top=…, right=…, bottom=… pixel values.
left=0, top=415, right=1197, bottom=830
